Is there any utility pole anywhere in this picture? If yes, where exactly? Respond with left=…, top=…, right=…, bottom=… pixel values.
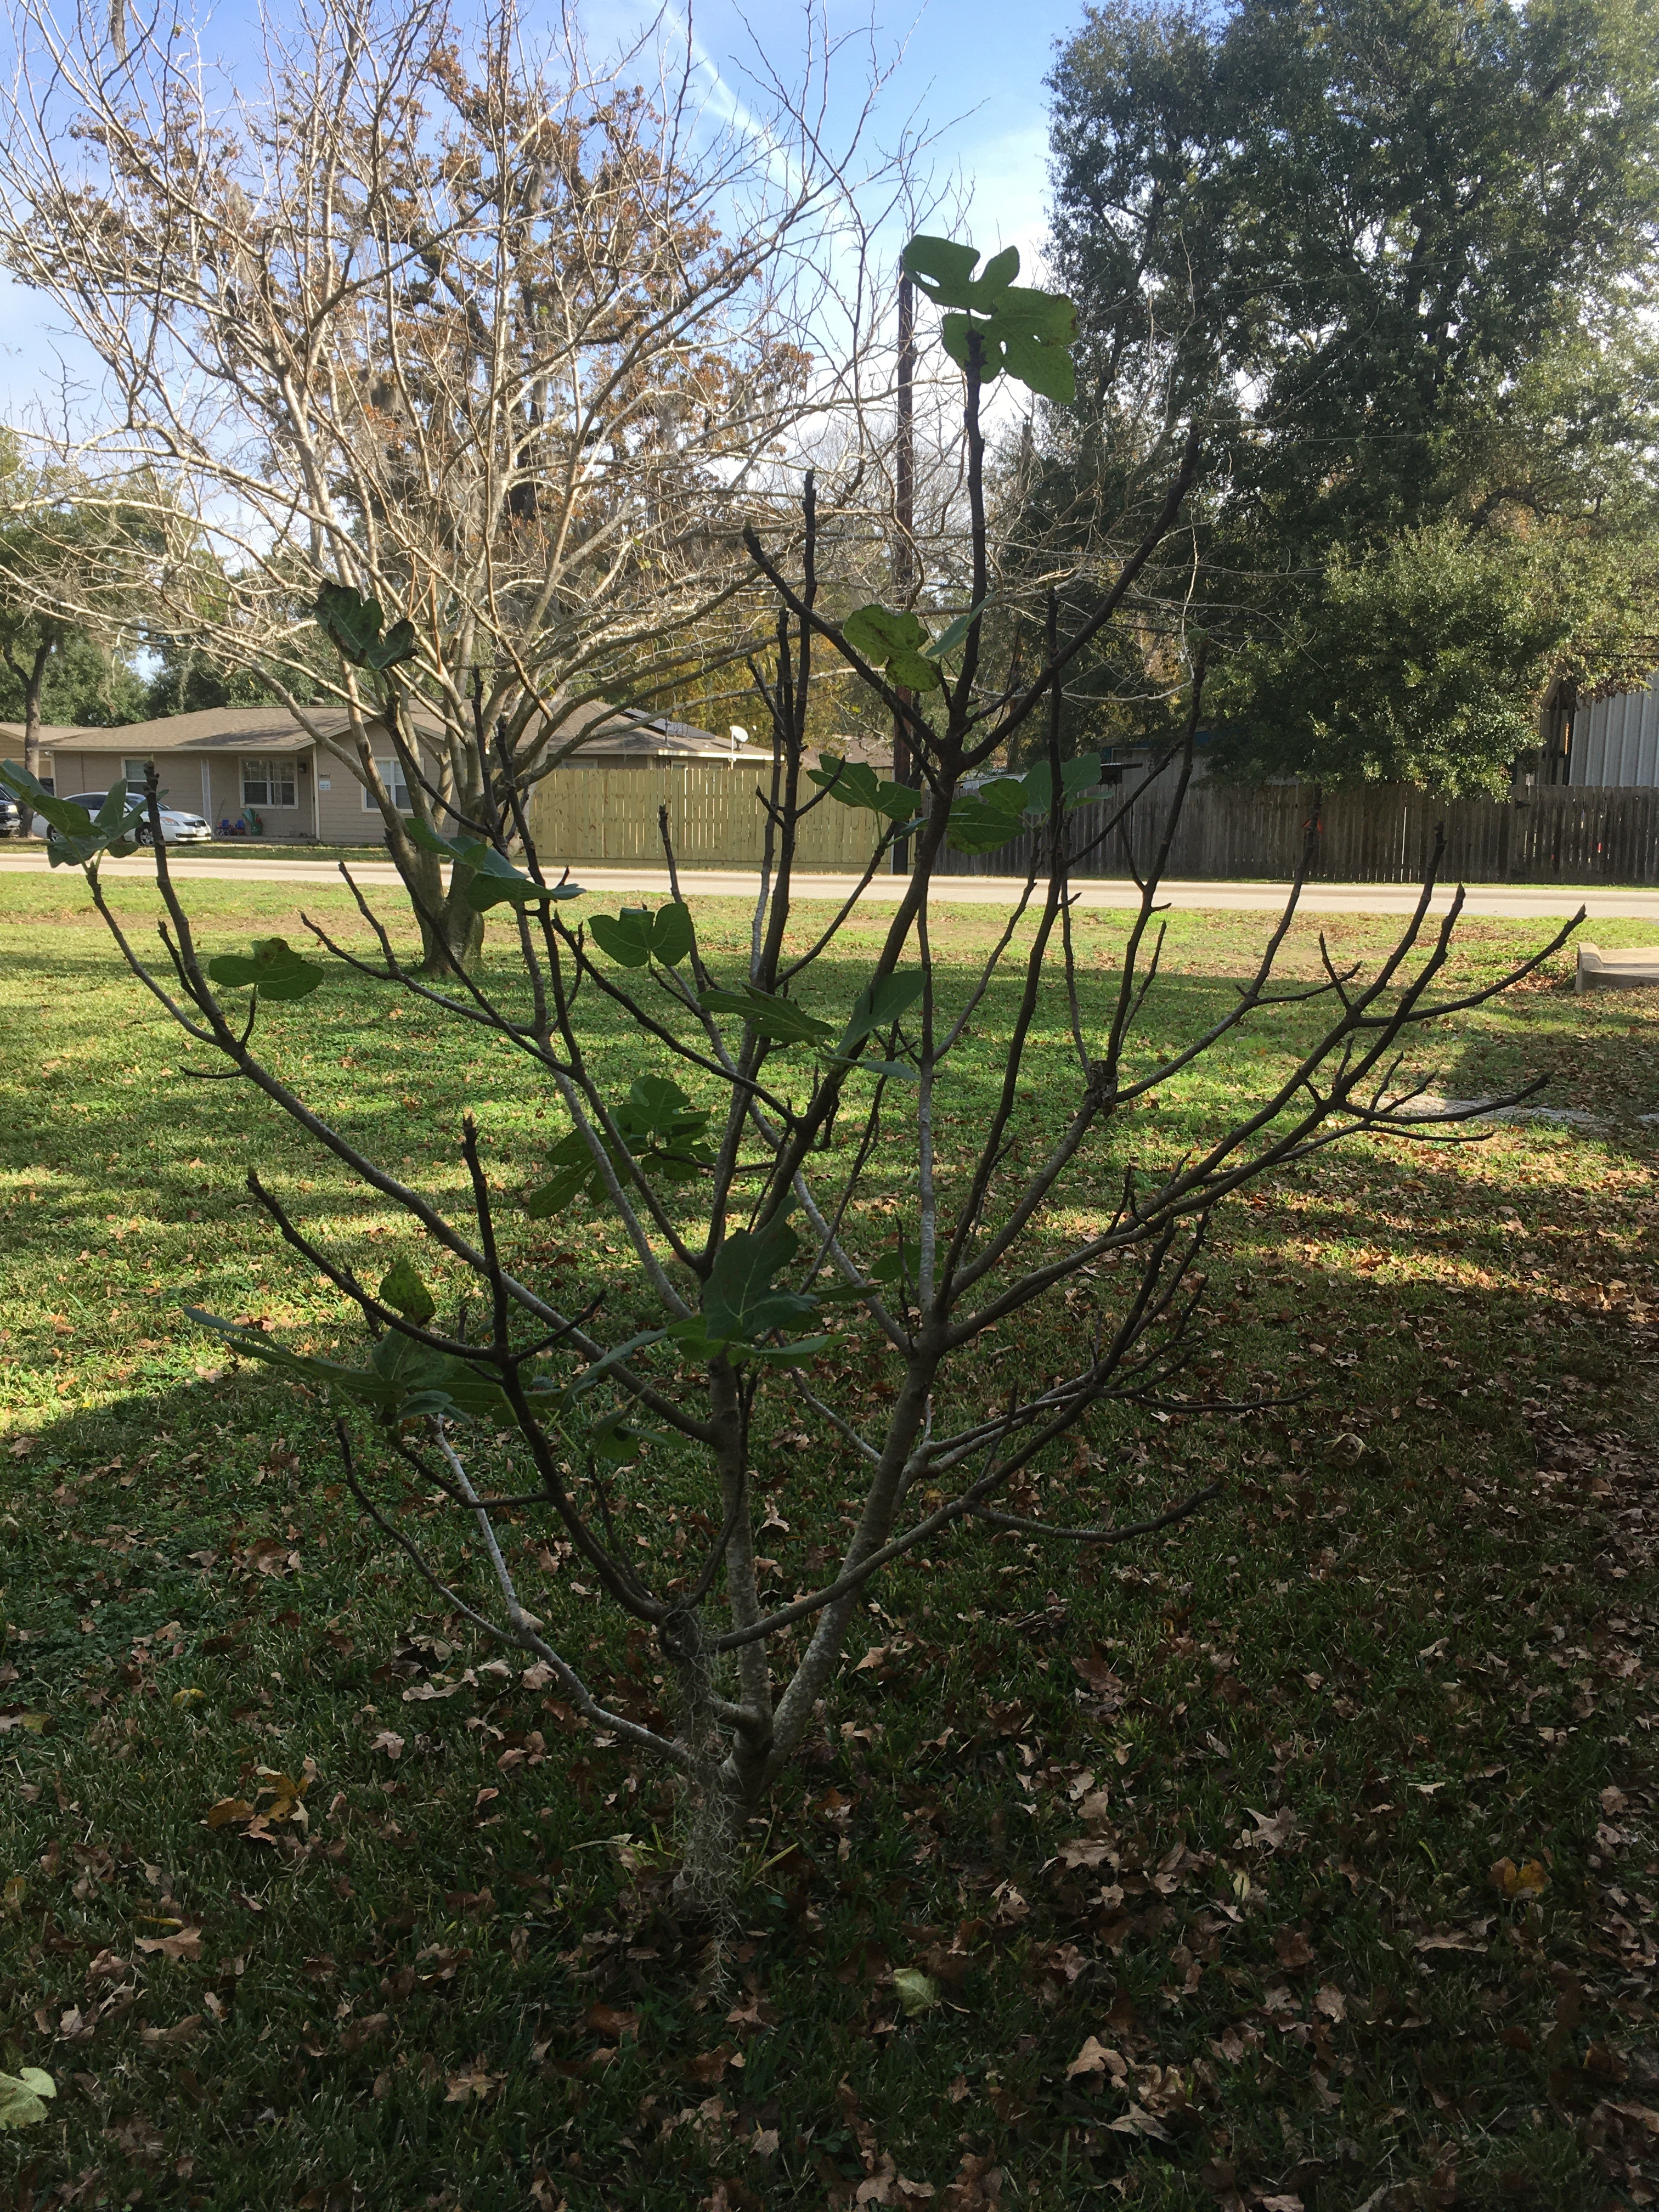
left=891, top=271, right=916, bottom=873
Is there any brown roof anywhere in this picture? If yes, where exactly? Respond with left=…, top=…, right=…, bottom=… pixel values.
left=7, top=703, right=450, bottom=758
left=12, top=697, right=765, bottom=765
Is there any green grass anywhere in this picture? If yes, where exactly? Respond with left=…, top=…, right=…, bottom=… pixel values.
left=1, top=840, right=394, bottom=864
left=1, top=872, right=1656, bottom=2212
left=142, top=841, right=392, bottom=864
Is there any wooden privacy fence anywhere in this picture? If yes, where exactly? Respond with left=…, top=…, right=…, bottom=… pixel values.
left=531, top=764, right=1659, bottom=885
left=529, top=763, right=873, bottom=872
left=1023, top=781, right=1659, bottom=885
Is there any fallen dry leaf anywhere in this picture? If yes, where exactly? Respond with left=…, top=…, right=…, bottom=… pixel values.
left=1314, top=1983, right=1346, bottom=2022
left=443, top=2066, right=500, bottom=2103
left=1066, top=2035, right=1128, bottom=2083
left=1244, top=1805, right=1299, bottom=1852
left=1057, top=1835, right=1114, bottom=1869
left=1273, top=1927, right=1314, bottom=1970
left=139, top=2015, right=204, bottom=2048
left=242, top=1538, right=299, bottom=1578
left=340, top=2012, right=390, bottom=2053
left=135, top=1928, right=203, bottom=1963
left=1492, top=1858, right=1549, bottom=1899
left=1106, top=2103, right=1170, bottom=2142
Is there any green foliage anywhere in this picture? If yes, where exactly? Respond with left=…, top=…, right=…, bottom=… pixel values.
left=901, top=236, right=1078, bottom=403
left=314, top=581, right=418, bottom=673
left=806, top=754, right=925, bottom=825
left=586, top=904, right=694, bottom=968
left=142, top=637, right=320, bottom=718
left=1211, top=521, right=1645, bottom=792
left=836, top=973, right=924, bottom=1073
left=806, top=751, right=1107, bottom=855
left=868, top=1232, right=923, bottom=1304
left=0, top=441, right=149, bottom=734
left=947, top=755, right=1105, bottom=854
left=1037, top=0, right=1659, bottom=786
left=0, top=759, right=145, bottom=865
left=696, top=981, right=837, bottom=1047
left=379, top=1255, right=437, bottom=1326
left=840, top=605, right=944, bottom=692
left=205, top=936, right=326, bottom=1001
left=0, top=622, right=145, bottom=727
left=523, top=1076, right=714, bottom=1218
left=184, top=1302, right=663, bottom=1437
left=405, top=817, right=584, bottom=912
left=699, top=1218, right=820, bottom=1346
left=692, top=972, right=922, bottom=1075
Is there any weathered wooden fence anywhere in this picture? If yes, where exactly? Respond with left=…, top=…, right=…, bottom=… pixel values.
left=529, top=763, right=873, bottom=872
left=531, top=764, right=1659, bottom=885
left=953, top=781, right=1659, bottom=884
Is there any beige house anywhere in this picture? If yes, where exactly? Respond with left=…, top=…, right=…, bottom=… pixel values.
left=4, top=701, right=764, bottom=846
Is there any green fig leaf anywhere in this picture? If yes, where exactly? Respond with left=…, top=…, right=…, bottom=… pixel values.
left=650, top=901, right=694, bottom=967
left=806, top=756, right=924, bottom=826
left=588, top=910, right=654, bottom=968
left=703, top=1219, right=819, bottom=1344
left=206, top=936, right=325, bottom=1001
left=901, top=234, right=986, bottom=302
left=840, top=605, right=944, bottom=694
left=404, top=814, right=582, bottom=907
left=698, top=984, right=837, bottom=1046
left=904, top=233, right=1076, bottom=402
left=379, top=1256, right=437, bottom=1326
left=839, top=970, right=924, bottom=1053
left=315, top=580, right=419, bottom=672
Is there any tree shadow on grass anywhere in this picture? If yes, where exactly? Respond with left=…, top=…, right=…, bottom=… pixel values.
left=3, top=1228, right=1652, bottom=2212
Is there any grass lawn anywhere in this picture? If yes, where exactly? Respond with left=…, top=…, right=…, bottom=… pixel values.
left=148, top=842, right=393, bottom=866
left=2, top=842, right=392, bottom=865
left=1, top=870, right=1656, bottom=2212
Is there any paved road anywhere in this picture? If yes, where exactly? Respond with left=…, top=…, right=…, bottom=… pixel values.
left=3, top=847, right=1658, bottom=919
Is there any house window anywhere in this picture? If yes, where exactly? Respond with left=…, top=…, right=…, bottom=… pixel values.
left=242, top=757, right=296, bottom=808
left=122, top=757, right=155, bottom=792
left=362, top=758, right=413, bottom=811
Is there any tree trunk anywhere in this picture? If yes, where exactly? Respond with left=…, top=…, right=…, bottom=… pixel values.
left=381, top=811, right=486, bottom=975
left=12, top=635, right=51, bottom=837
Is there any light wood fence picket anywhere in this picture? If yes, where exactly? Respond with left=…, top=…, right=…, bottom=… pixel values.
left=530, top=765, right=1659, bottom=885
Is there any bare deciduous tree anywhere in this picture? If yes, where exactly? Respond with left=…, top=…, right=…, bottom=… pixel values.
left=0, top=0, right=921, bottom=966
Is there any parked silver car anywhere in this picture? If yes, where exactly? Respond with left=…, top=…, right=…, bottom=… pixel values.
left=51, top=790, right=214, bottom=845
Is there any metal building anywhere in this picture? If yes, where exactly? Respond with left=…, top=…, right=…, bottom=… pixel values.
left=1560, top=674, right=1659, bottom=787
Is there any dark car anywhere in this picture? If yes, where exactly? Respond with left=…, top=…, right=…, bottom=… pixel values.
left=0, top=793, right=18, bottom=837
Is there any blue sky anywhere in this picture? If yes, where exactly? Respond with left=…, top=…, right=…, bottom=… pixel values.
left=0, top=0, right=1088, bottom=423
